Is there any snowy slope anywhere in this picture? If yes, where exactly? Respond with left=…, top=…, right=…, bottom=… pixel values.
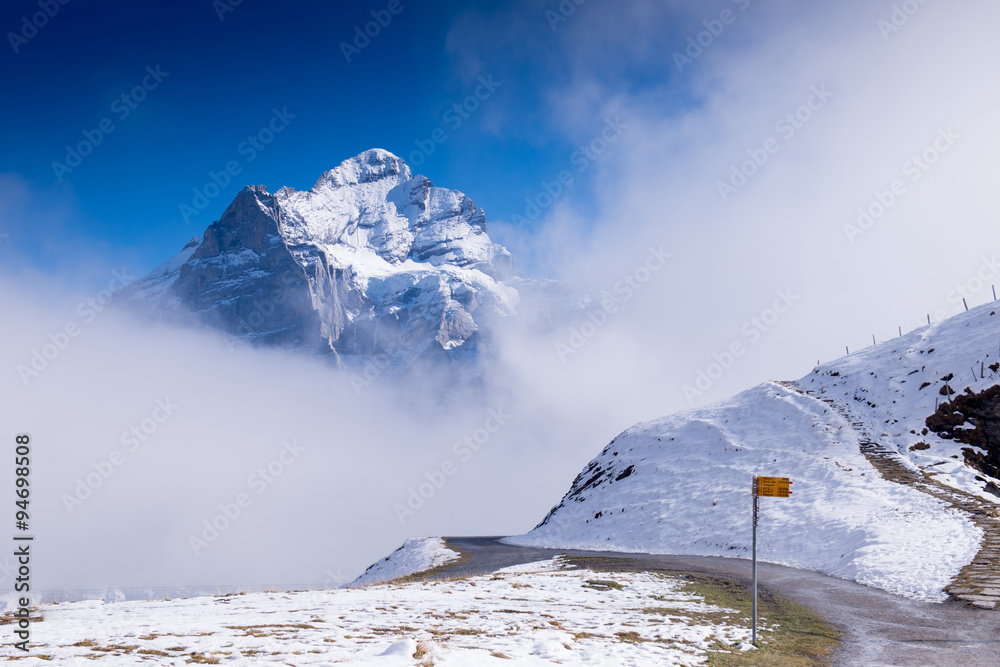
left=509, top=302, right=1000, bottom=601
left=350, top=537, right=461, bottom=587
left=119, top=149, right=519, bottom=366
left=800, top=305, right=1000, bottom=498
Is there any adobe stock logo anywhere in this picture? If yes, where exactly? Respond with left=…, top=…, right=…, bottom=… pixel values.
left=945, top=256, right=1000, bottom=313
left=556, top=246, right=670, bottom=362
left=843, top=127, right=958, bottom=244
left=349, top=353, right=393, bottom=395
left=545, top=0, right=586, bottom=31
left=877, top=0, right=931, bottom=41
left=672, top=0, right=752, bottom=72
left=7, top=0, right=70, bottom=54
left=404, top=75, right=502, bottom=169
left=394, top=408, right=511, bottom=524
left=51, top=66, right=170, bottom=182
left=716, top=85, right=832, bottom=203
left=17, top=268, right=135, bottom=386
left=340, top=0, right=413, bottom=63
left=510, top=117, right=627, bottom=230
left=682, top=289, right=799, bottom=403
left=179, top=107, right=295, bottom=224
left=212, top=0, right=243, bottom=21
left=61, top=398, right=180, bottom=514
left=188, top=439, right=306, bottom=556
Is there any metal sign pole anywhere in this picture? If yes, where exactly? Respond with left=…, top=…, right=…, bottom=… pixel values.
left=750, top=475, right=790, bottom=646
left=752, top=476, right=759, bottom=646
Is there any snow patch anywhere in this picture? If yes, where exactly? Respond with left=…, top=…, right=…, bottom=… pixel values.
left=350, top=537, right=461, bottom=587
left=10, top=561, right=760, bottom=665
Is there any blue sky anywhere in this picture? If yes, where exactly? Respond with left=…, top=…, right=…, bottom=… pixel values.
left=0, top=0, right=695, bottom=278
left=4, top=0, right=999, bottom=400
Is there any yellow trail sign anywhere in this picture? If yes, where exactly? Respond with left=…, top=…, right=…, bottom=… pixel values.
left=751, top=475, right=793, bottom=645
left=755, top=476, right=792, bottom=497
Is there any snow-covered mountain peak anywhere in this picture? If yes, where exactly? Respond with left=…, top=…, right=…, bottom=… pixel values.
left=313, top=148, right=412, bottom=190
left=271, top=150, right=515, bottom=279
left=120, top=149, right=519, bottom=368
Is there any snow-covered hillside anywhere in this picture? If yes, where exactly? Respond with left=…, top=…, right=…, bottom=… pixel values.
left=509, top=302, right=1000, bottom=601
left=7, top=559, right=759, bottom=665
left=119, top=149, right=519, bottom=367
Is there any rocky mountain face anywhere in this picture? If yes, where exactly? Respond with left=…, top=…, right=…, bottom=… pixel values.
left=120, top=149, right=520, bottom=367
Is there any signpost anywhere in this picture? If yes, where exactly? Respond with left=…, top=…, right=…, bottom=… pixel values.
left=751, top=475, right=792, bottom=645
left=755, top=476, right=791, bottom=498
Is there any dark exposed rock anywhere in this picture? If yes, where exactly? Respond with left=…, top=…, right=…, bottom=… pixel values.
left=926, top=384, right=1000, bottom=480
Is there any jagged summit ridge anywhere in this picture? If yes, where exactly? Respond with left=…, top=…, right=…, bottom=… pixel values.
left=271, top=149, right=514, bottom=279
left=311, top=148, right=411, bottom=188
left=121, top=149, right=519, bottom=365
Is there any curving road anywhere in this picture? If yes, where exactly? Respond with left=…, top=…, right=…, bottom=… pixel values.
left=423, top=537, right=1000, bottom=667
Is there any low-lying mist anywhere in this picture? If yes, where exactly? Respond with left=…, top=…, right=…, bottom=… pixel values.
left=0, top=275, right=672, bottom=596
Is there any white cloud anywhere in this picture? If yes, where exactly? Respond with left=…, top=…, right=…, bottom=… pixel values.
left=484, top=0, right=1000, bottom=411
